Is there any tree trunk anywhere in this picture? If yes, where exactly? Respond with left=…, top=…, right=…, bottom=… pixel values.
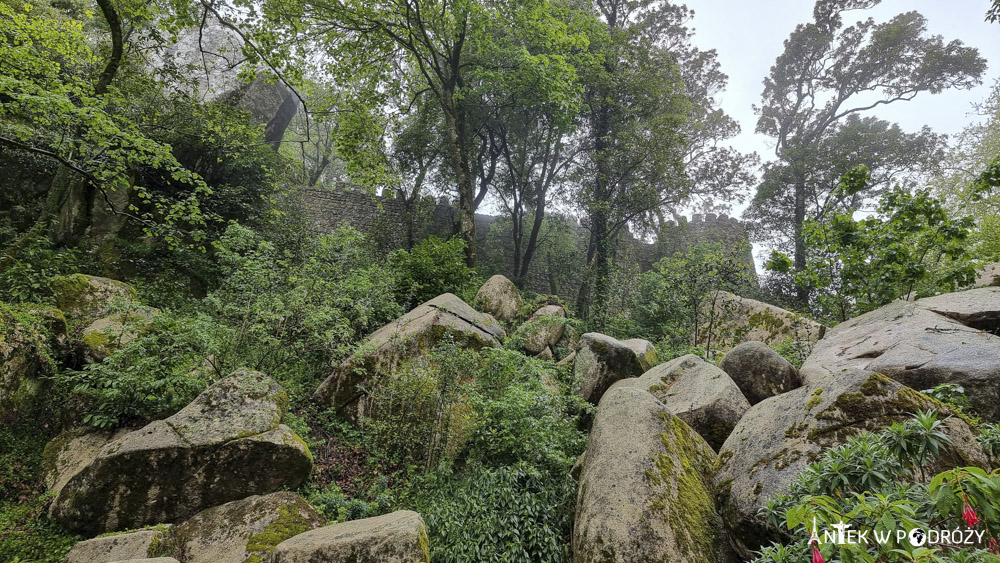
left=517, top=186, right=546, bottom=288
left=793, top=178, right=808, bottom=305
left=442, top=94, right=477, bottom=267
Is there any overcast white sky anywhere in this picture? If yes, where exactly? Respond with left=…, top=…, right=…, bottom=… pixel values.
left=684, top=0, right=1000, bottom=168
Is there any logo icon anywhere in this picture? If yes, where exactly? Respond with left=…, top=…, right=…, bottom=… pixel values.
left=909, top=528, right=927, bottom=546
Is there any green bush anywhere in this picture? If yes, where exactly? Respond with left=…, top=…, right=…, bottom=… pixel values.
left=755, top=411, right=1000, bottom=563
left=0, top=235, right=84, bottom=304
left=387, top=236, right=478, bottom=309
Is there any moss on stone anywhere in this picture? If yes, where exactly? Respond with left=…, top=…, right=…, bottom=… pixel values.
left=805, top=396, right=822, bottom=410
left=418, top=523, right=431, bottom=562
left=245, top=503, right=313, bottom=556
left=648, top=413, right=718, bottom=562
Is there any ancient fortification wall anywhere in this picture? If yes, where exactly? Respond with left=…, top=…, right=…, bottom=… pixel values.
left=300, top=187, right=755, bottom=299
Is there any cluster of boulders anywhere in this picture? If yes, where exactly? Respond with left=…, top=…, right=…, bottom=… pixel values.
left=12, top=272, right=1000, bottom=562
left=570, top=286, right=1000, bottom=562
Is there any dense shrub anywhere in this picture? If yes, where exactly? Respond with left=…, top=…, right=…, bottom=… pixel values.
left=387, top=236, right=479, bottom=309
left=755, top=411, right=1000, bottom=563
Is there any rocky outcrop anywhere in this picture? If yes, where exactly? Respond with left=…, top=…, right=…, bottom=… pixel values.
left=49, top=370, right=312, bottom=534
left=474, top=275, right=523, bottom=321
left=0, top=303, right=66, bottom=420
left=617, top=354, right=750, bottom=451
left=574, top=333, right=646, bottom=404
left=271, top=510, right=430, bottom=563
left=172, top=492, right=324, bottom=563
left=718, top=341, right=801, bottom=405
left=623, top=338, right=658, bottom=371
left=714, top=369, right=987, bottom=558
left=572, top=386, right=731, bottom=563
left=314, top=294, right=504, bottom=417
left=50, top=274, right=138, bottom=324
left=704, top=291, right=826, bottom=351
left=800, top=288, right=1000, bottom=420
left=65, top=527, right=172, bottom=563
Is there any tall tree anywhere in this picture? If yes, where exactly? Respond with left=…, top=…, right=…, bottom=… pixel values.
left=249, top=0, right=587, bottom=266
left=753, top=0, right=985, bottom=303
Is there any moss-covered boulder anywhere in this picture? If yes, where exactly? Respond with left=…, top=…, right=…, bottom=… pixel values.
left=616, top=354, right=750, bottom=451
left=714, top=369, right=988, bottom=559
left=513, top=315, right=568, bottom=355
left=80, top=308, right=155, bottom=363
left=572, top=386, right=732, bottom=563
left=574, top=333, right=646, bottom=404
left=271, top=510, right=430, bottom=563
left=50, top=274, right=138, bottom=324
left=623, top=338, right=658, bottom=371
left=110, top=558, right=179, bottom=563
left=703, top=291, right=826, bottom=352
left=314, top=293, right=504, bottom=418
left=801, top=288, right=1000, bottom=420
left=718, top=341, right=801, bottom=405
left=474, top=274, right=523, bottom=321
left=65, top=526, right=172, bottom=563
left=0, top=302, right=67, bottom=421
left=172, top=492, right=324, bottom=563
left=43, top=426, right=131, bottom=498
left=49, top=369, right=312, bottom=535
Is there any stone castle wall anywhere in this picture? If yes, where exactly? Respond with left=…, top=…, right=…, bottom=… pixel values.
left=300, top=187, right=755, bottom=299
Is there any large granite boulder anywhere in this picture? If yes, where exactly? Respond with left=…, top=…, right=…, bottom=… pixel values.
left=173, top=492, right=325, bottom=563
left=623, top=338, right=658, bottom=371
left=704, top=291, right=826, bottom=351
left=1, top=303, right=67, bottom=420
left=474, top=275, right=523, bottom=321
left=718, top=341, right=801, bottom=405
left=271, top=510, right=430, bottom=563
left=314, top=294, right=504, bottom=417
left=49, top=370, right=312, bottom=534
left=714, top=369, right=987, bottom=558
left=572, top=386, right=731, bottom=563
left=513, top=315, right=568, bottom=355
left=800, top=288, right=1000, bottom=420
left=50, top=274, right=138, bottom=324
left=66, top=527, right=172, bottom=563
left=574, top=333, right=646, bottom=404
left=617, top=354, right=750, bottom=451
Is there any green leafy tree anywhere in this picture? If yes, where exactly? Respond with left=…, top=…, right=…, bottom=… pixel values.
left=752, top=0, right=986, bottom=304
left=767, top=166, right=977, bottom=321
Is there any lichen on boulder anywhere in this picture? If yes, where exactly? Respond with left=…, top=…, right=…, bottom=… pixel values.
left=0, top=302, right=67, bottom=421
left=572, top=386, right=732, bottom=562
left=718, top=341, right=801, bottom=405
left=474, top=274, right=523, bottom=321
left=65, top=527, right=172, bottom=563
left=574, top=332, right=646, bottom=404
left=49, top=369, right=312, bottom=534
left=50, top=274, right=138, bottom=324
left=271, top=510, right=430, bottom=563
left=172, top=492, right=324, bottom=563
left=617, top=354, right=750, bottom=451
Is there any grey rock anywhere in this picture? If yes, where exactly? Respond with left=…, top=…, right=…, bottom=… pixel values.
left=474, top=275, right=523, bottom=321
left=719, top=341, right=801, bottom=405
left=574, top=333, right=646, bottom=404
left=619, top=354, right=750, bottom=451
left=80, top=309, right=155, bottom=363
left=514, top=316, right=568, bottom=354
left=530, top=304, right=566, bottom=319
left=49, top=370, right=312, bottom=534
left=623, top=338, right=658, bottom=371
left=173, top=492, right=324, bottom=563
left=800, top=288, right=1000, bottom=420
left=705, top=291, right=826, bottom=352
left=314, top=294, right=504, bottom=417
left=66, top=528, right=171, bottom=563
left=50, top=274, right=138, bottom=323
left=573, top=386, right=731, bottom=563
left=714, top=369, right=987, bottom=559
left=271, top=510, right=430, bottom=563
left=109, top=559, right=180, bottom=563
left=1, top=305, right=67, bottom=421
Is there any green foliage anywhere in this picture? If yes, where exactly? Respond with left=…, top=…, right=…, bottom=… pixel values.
left=768, top=168, right=977, bottom=321
left=358, top=343, right=586, bottom=561
left=414, top=461, right=576, bottom=563
left=978, top=424, right=1000, bottom=462
left=387, top=237, right=478, bottom=309
left=0, top=236, right=84, bottom=304
left=615, top=240, right=755, bottom=359
left=921, top=384, right=974, bottom=417
left=756, top=411, right=1000, bottom=563
left=305, top=479, right=394, bottom=524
